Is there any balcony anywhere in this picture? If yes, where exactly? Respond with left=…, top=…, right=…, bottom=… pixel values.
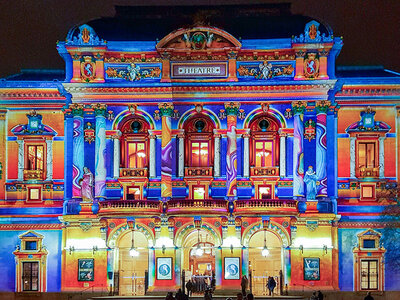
left=359, top=167, right=379, bottom=178
left=119, top=168, right=148, bottom=178
left=185, top=167, right=213, bottom=177
left=235, top=199, right=298, bottom=216
left=23, top=169, right=44, bottom=180
left=98, top=200, right=161, bottom=216
left=166, top=199, right=228, bottom=215
left=250, top=166, right=279, bottom=177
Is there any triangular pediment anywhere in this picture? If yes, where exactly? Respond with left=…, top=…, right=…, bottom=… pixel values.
left=156, top=26, right=241, bottom=52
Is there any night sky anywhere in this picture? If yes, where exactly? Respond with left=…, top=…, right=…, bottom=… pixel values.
left=1, top=0, right=399, bottom=78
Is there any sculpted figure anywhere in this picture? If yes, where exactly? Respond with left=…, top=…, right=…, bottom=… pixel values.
left=81, top=167, right=94, bottom=202
left=304, top=165, right=317, bottom=200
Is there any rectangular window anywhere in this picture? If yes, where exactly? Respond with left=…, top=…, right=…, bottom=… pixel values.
left=363, top=239, right=376, bottom=249
left=25, top=241, right=37, bottom=251
left=28, top=188, right=41, bottom=201
left=255, top=141, right=273, bottom=167
left=193, top=186, right=206, bottom=199
left=22, top=262, right=39, bottom=291
left=358, top=142, right=375, bottom=169
left=361, top=184, right=376, bottom=200
left=258, top=186, right=272, bottom=199
left=128, top=142, right=146, bottom=168
left=27, top=145, right=44, bottom=170
left=191, top=142, right=209, bottom=167
left=361, top=260, right=378, bottom=290
left=127, top=187, right=141, bottom=200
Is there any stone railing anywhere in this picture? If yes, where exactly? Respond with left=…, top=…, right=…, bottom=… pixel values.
left=166, top=199, right=228, bottom=214
left=235, top=199, right=298, bottom=215
left=185, top=167, right=213, bottom=177
left=98, top=200, right=161, bottom=216
left=250, top=166, right=279, bottom=176
left=359, top=167, right=379, bottom=178
left=119, top=168, right=148, bottom=178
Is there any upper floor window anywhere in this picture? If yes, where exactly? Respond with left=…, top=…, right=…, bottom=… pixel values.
left=358, top=142, right=376, bottom=170
left=120, top=117, right=150, bottom=170
left=249, top=116, right=280, bottom=174
left=27, top=145, right=44, bottom=171
left=184, top=116, right=215, bottom=170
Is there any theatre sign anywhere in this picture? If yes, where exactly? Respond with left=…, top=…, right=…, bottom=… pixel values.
left=171, top=62, right=228, bottom=78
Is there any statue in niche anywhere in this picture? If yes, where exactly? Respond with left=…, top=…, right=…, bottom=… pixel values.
left=80, top=167, right=94, bottom=202
left=304, top=165, right=317, bottom=200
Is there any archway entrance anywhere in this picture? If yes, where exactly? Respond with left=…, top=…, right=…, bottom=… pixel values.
left=248, top=230, right=283, bottom=296
left=118, top=230, right=149, bottom=296
left=182, top=229, right=215, bottom=294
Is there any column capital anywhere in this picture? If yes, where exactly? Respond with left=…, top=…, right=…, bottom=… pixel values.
left=92, top=103, right=108, bottom=117
left=224, top=102, right=241, bottom=116
left=315, top=100, right=331, bottom=114
left=291, top=100, right=307, bottom=115
left=69, top=103, right=84, bottom=117
left=295, top=50, right=306, bottom=58
left=110, top=130, right=122, bottom=139
left=158, top=102, right=174, bottom=117
left=0, top=109, right=7, bottom=120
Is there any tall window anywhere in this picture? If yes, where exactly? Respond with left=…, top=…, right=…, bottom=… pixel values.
left=191, top=142, right=209, bottom=167
left=22, top=262, right=39, bottom=291
left=27, top=145, right=44, bottom=170
left=255, top=141, right=273, bottom=167
left=128, top=142, right=146, bottom=168
left=358, top=142, right=376, bottom=169
left=361, top=260, right=378, bottom=290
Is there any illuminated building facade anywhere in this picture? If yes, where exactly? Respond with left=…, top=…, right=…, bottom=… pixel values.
left=0, top=8, right=399, bottom=296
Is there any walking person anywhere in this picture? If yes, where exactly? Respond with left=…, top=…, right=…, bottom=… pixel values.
left=267, top=276, right=276, bottom=296
left=186, top=280, right=193, bottom=298
left=317, top=290, right=323, bottom=300
left=241, top=275, right=248, bottom=296
left=364, top=292, right=374, bottom=300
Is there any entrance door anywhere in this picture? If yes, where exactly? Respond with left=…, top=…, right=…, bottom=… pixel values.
left=248, top=230, right=283, bottom=296
left=182, top=229, right=215, bottom=294
left=118, top=230, right=149, bottom=296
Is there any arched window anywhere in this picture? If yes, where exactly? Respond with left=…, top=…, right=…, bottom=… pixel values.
left=184, top=115, right=215, bottom=170
left=118, top=116, right=150, bottom=200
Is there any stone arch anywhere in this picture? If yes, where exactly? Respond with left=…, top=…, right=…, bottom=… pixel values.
left=242, top=221, right=290, bottom=248
left=243, top=107, right=287, bottom=129
left=112, top=109, right=156, bottom=130
left=178, top=108, right=221, bottom=130
left=107, top=222, right=155, bottom=248
left=175, top=221, right=222, bottom=247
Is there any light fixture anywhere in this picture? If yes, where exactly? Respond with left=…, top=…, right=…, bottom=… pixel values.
left=129, top=227, right=139, bottom=257
left=323, top=244, right=327, bottom=254
left=69, top=246, right=75, bottom=255
left=162, top=244, right=166, bottom=254
left=195, top=229, right=203, bottom=257
left=261, top=227, right=269, bottom=257
left=92, top=245, right=98, bottom=255
left=299, top=245, right=304, bottom=254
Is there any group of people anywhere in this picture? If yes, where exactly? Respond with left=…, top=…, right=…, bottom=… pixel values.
left=185, top=275, right=215, bottom=295
left=310, top=290, right=324, bottom=300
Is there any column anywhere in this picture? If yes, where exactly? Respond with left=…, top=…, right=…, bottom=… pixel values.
left=213, top=129, right=221, bottom=177
left=17, top=140, right=24, bottom=181
left=294, top=51, right=305, bottom=80
left=318, top=49, right=329, bottom=79
left=397, top=107, right=400, bottom=184
left=243, top=132, right=250, bottom=178
left=225, top=102, right=240, bottom=199
left=178, top=132, right=185, bottom=178
left=279, top=129, right=287, bottom=178
left=112, top=131, right=121, bottom=179
left=149, top=132, right=156, bottom=178
left=71, top=104, right=84, bottom=198
left=93, top=104, right=107, bottom=199
left=315, top=100, right=330, bottom=197
left=379, top=136, right=385, bottom=178
left=292, top=101, right=306, bottom=197
left=0, top=110, right=7, bottom=198
left=63, top=112, right=74, bottom=200
left=45, top=139, right=53, bottom=181
left=350, top=137, right=356, bottom=178
left=159, top=103, right=174, bottom=200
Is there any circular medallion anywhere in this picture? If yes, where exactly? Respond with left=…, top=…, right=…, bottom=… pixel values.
left=175, top=221, right=183, bottom=228
left=214, top=221, right=221, bottom=228
left=282, top=221, right=289, bottom=228
left=242, top=221, right=249, bottom=228
left=148, top=222, right=155, bottom=229
left=227, top=264, right=238, bottom=276
left=159, top=264, right=171, bottom=276
left=191, top=32, right=206, bottom=50
left=109, top=222, right=115, bottom=229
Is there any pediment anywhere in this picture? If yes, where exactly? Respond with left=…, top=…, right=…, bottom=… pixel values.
left=156, top=26, right=241, bottom=52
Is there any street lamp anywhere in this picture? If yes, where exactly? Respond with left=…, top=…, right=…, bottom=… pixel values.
left=195, top=229, right=204, bottom=257
left=129, top=228, right=139, bottom=257
left=261, top=228, right=269, bottom=257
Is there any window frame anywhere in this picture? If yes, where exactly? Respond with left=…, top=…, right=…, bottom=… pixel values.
left=360, top=259, right=379, bottom=290
left=22, top=261, right=39, bottom=292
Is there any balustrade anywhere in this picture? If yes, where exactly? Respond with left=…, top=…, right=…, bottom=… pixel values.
left=23, top=169, right=44, bottom=180
left=185, top=167, right=213, bottom=177
left=250, top=166, right=279, bottom=176
left=119, top=168, right=148, bottom=178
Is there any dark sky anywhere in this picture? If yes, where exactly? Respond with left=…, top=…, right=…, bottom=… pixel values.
left=1, top=0, right=399, bottom=78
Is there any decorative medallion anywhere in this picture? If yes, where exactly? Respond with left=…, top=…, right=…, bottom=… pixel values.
left=190, top=32, right=207, bottom=50
left=282, top=221, right=289, bottom=228
left=242, top=221, right=249, bottom=228
left=109, top=222, right=116, bottom=229
left=306, top=220, right=318, bottom=232
left=81, top=56, right=96, bottom=81
left=175, top=221, right=182, bottom=228
left=84, top=122, right=95, bottom=144
left=80, top=222, right=92, bottom=232
left=237, top=62, right=294, bottom=80
left=304, top=119, right=316, bottom=142
left=214, top=221, right=221, bottom=228
left=148, top=222, right=155, bottom=229
left=304, top=53, right=319, bottom=79
left=105, top=63, right=161, bottom=81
